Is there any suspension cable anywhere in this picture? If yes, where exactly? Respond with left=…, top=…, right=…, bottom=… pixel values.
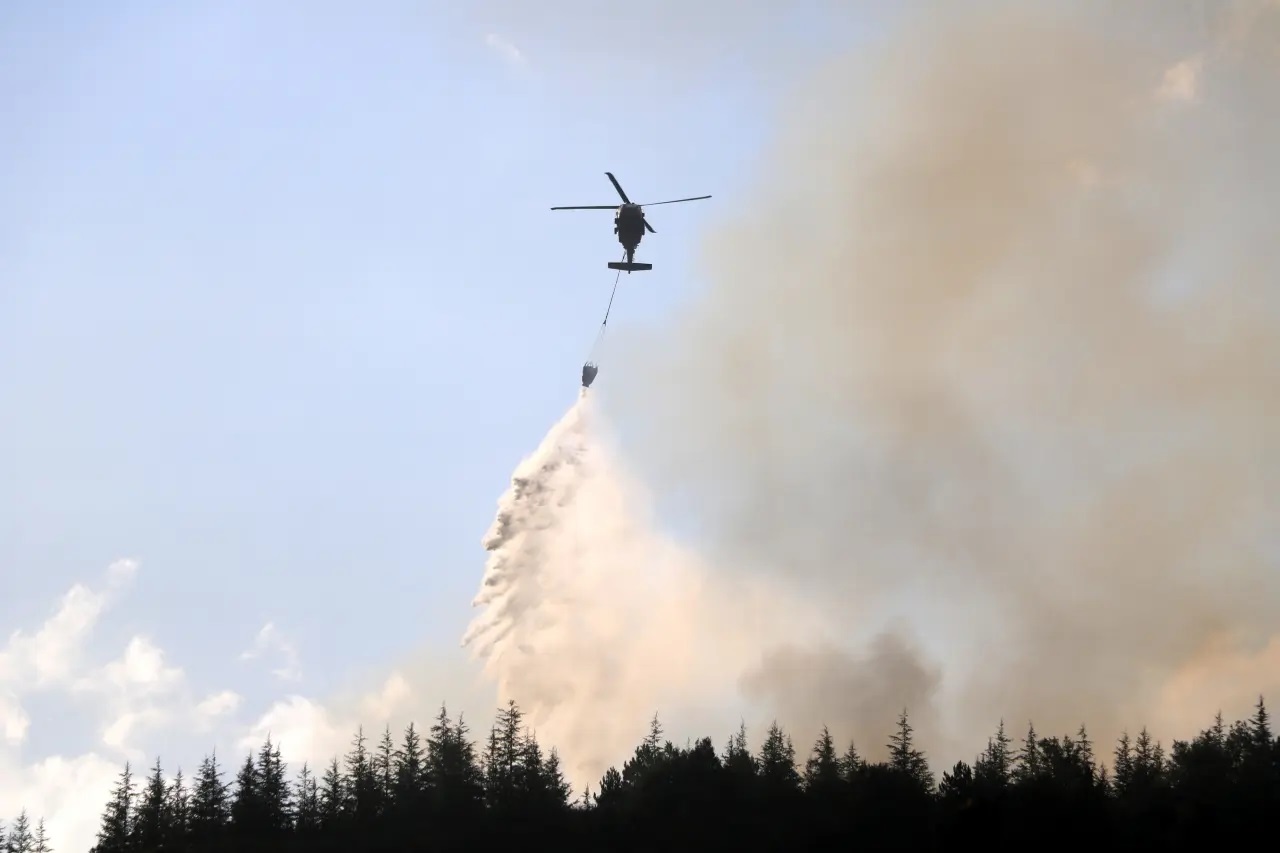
left=581, top=252, right=627, bottom=388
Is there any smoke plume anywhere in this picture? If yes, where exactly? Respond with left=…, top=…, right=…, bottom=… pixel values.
left=467, top=0, right=1280, bottom=786
left=464, top=391, right=844, bottom=783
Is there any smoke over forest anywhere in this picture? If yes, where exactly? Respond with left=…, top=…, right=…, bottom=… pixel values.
left=466, top=0, right=1280, bottom=790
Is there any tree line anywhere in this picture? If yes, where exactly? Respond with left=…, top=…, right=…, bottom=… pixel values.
left=0, top=812, right=52, bottom=853
left=30, top=694, right=1272, bottom=851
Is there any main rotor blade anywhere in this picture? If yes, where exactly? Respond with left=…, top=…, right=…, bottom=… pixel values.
left=644, top=219, right=656, bottom=234
left=639, top=195, right=712, bottom=206
left=550, top=205, right=618, bottom=210
left=605, top=172, right=632, bottom=203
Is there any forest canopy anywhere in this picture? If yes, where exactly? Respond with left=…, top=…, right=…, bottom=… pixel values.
left=6, top=694, right=1273, bottom=852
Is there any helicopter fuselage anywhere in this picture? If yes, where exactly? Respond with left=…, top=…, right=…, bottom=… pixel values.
left=614, top=204, right=646, bottom=260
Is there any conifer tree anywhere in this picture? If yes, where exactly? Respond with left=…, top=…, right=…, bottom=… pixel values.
left=804, top=726, right=842, bottom=795
left=543, top=748, right=573, bottom=807
left=374, top=725, right=396, bottom=816
left=7, top=810, right=34, bottom=853
left=887, top=710, right=933, bottom=792
left=429, top=708, right=484, bottom=817
left=189, top=751, right=230, bottom=837
left=1014, top=722, right=1042, bottom=784
left=496, top=700, right=524, bottom=792
left=594, top=766, right=625, bottom=807
left=974, top=719, right=1013, bottom=794
left=255, top=735, right=292, bottom=834
left=166, top=768, right=190, bottom=845
left=230, top=751, right=260, bottom=831
left=1112, top=731, right=1135, bottom=796
left=938, top=760, right=975, bottom=804
left=96, top=762, right=134, bottom=853
left=622, top=714, right=666, bottom=786
left=32, top=818, right=51, bottom=853
left=518, top=731, right=549, bottom=807
left=392, top=721, right=426, bottom=816
left=759, top=721, right=800, bottom=791
left=839, top=740, right=864, bottom=784
left=1132, top=727, right=1166, bottom=786
left=723, top=721, right=757, bottom=779
left=344, top=726, right=379, bottom=826
left=318, top=757, right=345, bottom=830
left=1249, top=695, right=1271, bottom=747
left=131, top=758, right=168, bottom=850
left=293, top=763, right=321, bottom=835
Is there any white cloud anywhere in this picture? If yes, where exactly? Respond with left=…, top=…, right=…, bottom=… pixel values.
left=240, top=622, right=302, bottom=683
left=359, top=672, right=412, bottom=722
left=0, top=560, right=246, bottom=853
left=0, top=691, right=30, bottom=745
left=101, top=707, right=171, bottom=760
left=0, top=558, right=137, bottom=689
left=237, top=696, right=346, bottom=767
left=1157, top=54, right=1203, bottom=102
left=1, top=752, right=121, bottom=853
left=196, top=689, right=242, bottom=723
left=0, top=562, right=490, bottom=853
left=484, top=32, right=525, bottom=65
left=86, top=636, right=186, bottom=696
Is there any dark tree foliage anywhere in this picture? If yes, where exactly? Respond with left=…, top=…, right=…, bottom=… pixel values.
left=72, top=696, right=1278, bottom=853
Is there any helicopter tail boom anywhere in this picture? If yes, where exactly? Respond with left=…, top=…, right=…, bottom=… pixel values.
left=608, top=261, right=652, bottom=272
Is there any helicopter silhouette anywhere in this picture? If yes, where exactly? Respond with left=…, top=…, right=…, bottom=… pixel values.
left=551, top=172, right=711, bottom=273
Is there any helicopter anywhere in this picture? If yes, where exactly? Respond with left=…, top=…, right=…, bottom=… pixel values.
left=551, top=172, right=711, bottom=273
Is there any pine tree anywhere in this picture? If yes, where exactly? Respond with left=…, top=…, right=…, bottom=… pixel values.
left=293, top=763, right=321, bottom=835
left=392, top=721, right=426, bottom=817
left=495, top=700, right=524, bottom=800
left=481, top=702, right=527, bottom=811
left=1133, top=727, right=1166, bottom=784
left=543, top=748, right=573, bottom=807
left=255, top=735, right=292, bottom=834
left=519, top=730, right=549, bottom=808
left=32, top=818, right=51, bottom=853
left=166, top=768, right=190, bottom=845
left=433, top=709, right=483, bottom=816
left=1249, top=695, right=1271, bottom=747
left=1076, top=724, right=1099, bottom=784
left=374, top=724, right=396, bottom=816
left=759, top=721, right=800, bottom=791
left=8, top=810, right=34, bottom=853
left=1113, top=731, right=1135, bottom=796
left=975, top=719, right=1013, bottom=794
left=839, top=740, right=864, bottom=784
left=594, top=767, right=625, bottom=807
left=888, top=709, right=934, bottom=792
left=131, top=757, right=168, bottom=850
left=723, top=721, right=757, bottom=779
left=344, top=726, right=379, bottom=826
left=230, top=752, right=260, bottom=832
left=1014, top=721, right=1042, bottom=784
left=640, top=713, right=663, bottom=767
left=318, top=757, right=345, bottom=830
left=96, top=762, right=134, bottom=853
left=621, top=713, right=666, bottom=786
left=189, top=751, right=230, bottom=838
left=481, top=724, right=501, bottom=806
left=938, top=760, right=975, bottom=804
left=804, top=726, right=841, bottom=794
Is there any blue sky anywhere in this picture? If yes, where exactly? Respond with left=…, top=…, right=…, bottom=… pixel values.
left=2, top=1, right=884, bottom=846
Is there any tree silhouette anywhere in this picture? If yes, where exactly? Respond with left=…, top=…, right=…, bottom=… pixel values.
left=53, top=694, right=1280, bottom=853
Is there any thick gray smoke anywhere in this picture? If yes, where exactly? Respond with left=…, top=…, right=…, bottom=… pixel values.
left=467, top=0, right=1280, bottom=785
left=607, top=0, right=1280, bottom=755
